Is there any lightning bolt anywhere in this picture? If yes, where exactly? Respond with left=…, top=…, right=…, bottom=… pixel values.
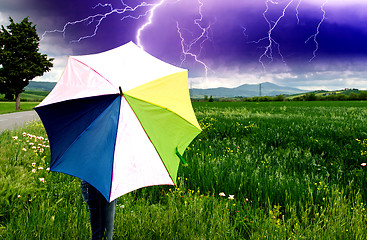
left=253, top=0, right=294, bottom=71
left=177, top=23, right=209, bottom=78
left=41, top=1, right=159, bottom=44
left=242, top=26, right=248, bottom=39
left=136, top=0, right=166, bottom=50
left=41, top=0, right=212, bottom=78
left=176, top=0, right=212, bottom=78
left=250, top=0, right=329, bottom=69
left=305, top=0, right=328, bottom=62
left=295, top=0, right=301, bottom=24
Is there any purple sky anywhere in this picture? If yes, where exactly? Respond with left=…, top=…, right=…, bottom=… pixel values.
left=1, top=0, right=367, bottom=90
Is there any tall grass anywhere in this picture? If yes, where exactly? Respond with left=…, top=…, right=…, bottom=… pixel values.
left=1, top=101, right=367, bottom=239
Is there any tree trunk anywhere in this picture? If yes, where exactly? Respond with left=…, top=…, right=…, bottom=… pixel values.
left=16, top=93, right=21, bottom=111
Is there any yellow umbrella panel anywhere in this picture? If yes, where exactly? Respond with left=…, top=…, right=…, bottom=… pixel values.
left=124, top=70, right=202, bottom=184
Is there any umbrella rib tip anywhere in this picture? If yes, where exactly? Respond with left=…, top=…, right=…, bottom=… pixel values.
left=119, top=86, right=123, bottom=96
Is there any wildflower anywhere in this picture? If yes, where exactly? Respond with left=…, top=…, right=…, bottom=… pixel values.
left=246, top=198, right=249, bottom=202
left=38, top=167, right=44, bottom=170
left=22, top=132, right=27, bottom=137
left=32, top=169, right=36, bottom=173
left=228, top=195, right=235, bottom=200
left=39, top=136, right=44, bottom=141
left=18, top=195, right=21, bottom=198
left=46, top=168, right=50, bottom=171
left=32, top=146, right=36, bottom=149
left=219, top=192, right=226, bottom=197
left=39, top=178, right=45, bottom=183
left=22, top=148, right=27, bottom=151
left=361, top=163, right=366, bottom=167
left=32, top=162, right=36, bottom=167
left=29, top=142, right=34, bottom=146
left=12, top=136, right=18, bottom=140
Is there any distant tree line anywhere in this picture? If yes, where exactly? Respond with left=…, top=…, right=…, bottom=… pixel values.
left=291, top=91, right=367, bottom=101
left=194, top=91, right=367, bottom=102
left=197, top=95, right=214, bottom=102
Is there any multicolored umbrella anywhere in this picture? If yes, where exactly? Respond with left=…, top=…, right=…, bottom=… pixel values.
left=35, top=42, right=201, bottom=202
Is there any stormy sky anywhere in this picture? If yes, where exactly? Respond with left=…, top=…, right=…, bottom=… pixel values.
left=1, top=0, right=367, bottom=90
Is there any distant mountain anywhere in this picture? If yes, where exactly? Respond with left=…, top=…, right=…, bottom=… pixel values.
left=26, top=81, right=57, bottom=92
left=25, top=81, right=307, bottom=99
left=190, top=82, right=307, bottom=98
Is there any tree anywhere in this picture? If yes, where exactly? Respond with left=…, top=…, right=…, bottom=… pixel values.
left=273, top=94, right=285, bottom=101
left=348, top=92, right=358, bottom=100
left=336, top=94, right=347, bottom=101
left=303, top=93, right=317, bottom=101
left=0, top=17, right=53, bottom=110
left=359, top=91, right=367, bottom=100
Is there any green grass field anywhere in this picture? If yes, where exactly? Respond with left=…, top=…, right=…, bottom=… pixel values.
left=1, top=101, right=367, bottom=239
left=20, top=90, right=48, bottom=102
left=0, top=89, right=46, bottom=114
left=0, top=102, right=40, bottom=114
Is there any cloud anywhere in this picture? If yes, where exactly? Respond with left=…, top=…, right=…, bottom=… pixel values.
left=190, top=72, right=274, bottom=89
left=34, top=55, right=68, bottom=82
left=3, top=0, right=367, bottom=91
left=0, top=12, right=9, bottom=26
left=39, top=35, right=73, bottom=56
left=273, top=69, right=367, bottom=91
left=306, top=0, right=367, bottom=6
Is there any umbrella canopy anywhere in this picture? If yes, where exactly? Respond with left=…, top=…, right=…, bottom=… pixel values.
left=35, top=42, right=201, bottom=202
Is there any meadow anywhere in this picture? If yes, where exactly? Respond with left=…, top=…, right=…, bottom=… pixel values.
left=1, top=101, right=367, bottom=239
left=0, top=90, right=48, bottom=114
left=0, top=102, right=39, bottom=114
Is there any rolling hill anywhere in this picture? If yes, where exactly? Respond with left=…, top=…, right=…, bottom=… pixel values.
left=190, top=82, right=307, bottom=98
left=26, top=81, right=57, bottom=92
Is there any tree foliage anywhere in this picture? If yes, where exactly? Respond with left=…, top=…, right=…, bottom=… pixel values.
left=0, top=17, right=53, bottom=109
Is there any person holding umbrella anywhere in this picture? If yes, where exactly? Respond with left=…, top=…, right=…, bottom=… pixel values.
left=34, top=42, right=202, bottom=239
left=81, top=180, right=117, bottom=240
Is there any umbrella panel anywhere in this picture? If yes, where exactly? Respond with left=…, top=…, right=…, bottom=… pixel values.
left=109, top=96, right=175, bottom=201
left=35, top=94, right=121, bottom=200
left=125, top=71, right=201, bottom=130
left=125, top=95, right=202, bottom=184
